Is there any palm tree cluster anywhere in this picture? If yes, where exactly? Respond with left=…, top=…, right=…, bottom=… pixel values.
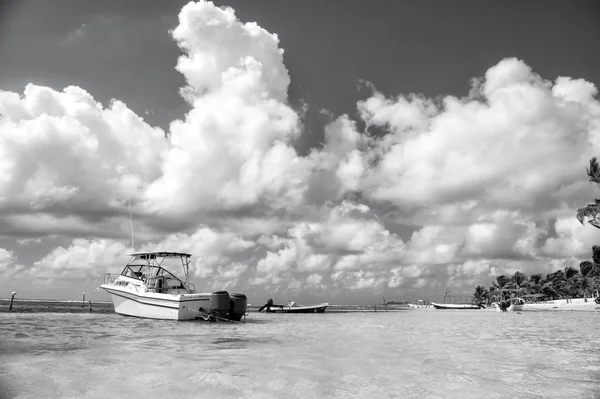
left=472, top=255, right=600, bottom=305
left=577, top=157, right=600, bottom=228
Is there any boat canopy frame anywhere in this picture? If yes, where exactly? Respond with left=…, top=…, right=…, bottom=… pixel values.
left=123, top=251, right=192, bottom=286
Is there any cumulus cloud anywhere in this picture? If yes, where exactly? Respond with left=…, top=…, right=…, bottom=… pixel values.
left=32, top=239, right=131, bottom=281
left=0, top=84, right=166, bottom=239
left=143, top=1, right=311, bottom=217
left=353, top=58, right=600, bottom=224
left=252, top=201, right=405, bottom=289
left=2, top=0, right=600, bottom=301
left=0, top=248, right=20, bottom=275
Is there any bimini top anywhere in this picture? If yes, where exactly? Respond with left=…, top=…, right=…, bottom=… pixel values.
left=127, top=251, right=192, bottom=258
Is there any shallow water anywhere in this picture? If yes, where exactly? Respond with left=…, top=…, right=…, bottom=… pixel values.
left=1, top=309, right=599, bottom=398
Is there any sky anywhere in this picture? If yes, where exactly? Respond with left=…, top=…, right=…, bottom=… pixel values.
left=1, top=0, right=600, bottom=304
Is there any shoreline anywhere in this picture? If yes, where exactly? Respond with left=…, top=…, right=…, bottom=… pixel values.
left=521, top=298, right=600, bottom=312
left=3, top=298, right=599, bottom=313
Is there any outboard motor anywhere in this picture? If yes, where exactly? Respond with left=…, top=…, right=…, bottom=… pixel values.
left=258, top=298, right=274, bottom=312
left=210, top=291, right=231, bottom=319
left=230, top=293, right=248, bottom=321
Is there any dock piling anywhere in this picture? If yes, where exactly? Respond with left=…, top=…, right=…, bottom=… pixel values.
left=81, top=292, right=86, bottom=308
left=88, top=300, right=93, bottom=312
left=9, top=291, right=17, bottom=311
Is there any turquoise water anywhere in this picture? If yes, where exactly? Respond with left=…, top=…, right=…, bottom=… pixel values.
left=1, top=308, right=599, bottom=398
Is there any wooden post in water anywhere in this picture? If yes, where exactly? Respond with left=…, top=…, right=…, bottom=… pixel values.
left=88, top=301, right=92, bottom=312
left=9, top=291, right=17, bottom=311
left=81, top=292, right=86, bottom=308
left=383, top=297, right=388, bottom=312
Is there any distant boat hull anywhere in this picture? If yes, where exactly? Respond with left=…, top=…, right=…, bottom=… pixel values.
left=266, top=303, right=329, bottom=313
left=431, top=302, right=481, bottom=310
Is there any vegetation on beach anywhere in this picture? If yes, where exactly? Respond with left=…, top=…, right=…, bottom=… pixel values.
left=472, top=257, right=600, bottom=305
left=471, top=157, right=600, bottom=306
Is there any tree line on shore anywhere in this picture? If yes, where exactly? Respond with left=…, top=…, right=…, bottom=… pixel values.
left=472, top=247, right=600, bottom=306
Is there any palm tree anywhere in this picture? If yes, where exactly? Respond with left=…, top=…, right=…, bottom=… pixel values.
left=565, top=266, right=580, bottom=280
left=540, top=282, right=558, bottom=299
left=577, top=157, right=600, bottom=229
left=511, top=271, right=527, bottom=287
left=491, top=275, right=511, bottom=301
left=529, top=273, right=543, bottom=285
left=580, top=261, right=594, bottom=277
left=494, top=275, right=511, bottom=290
left=548, top=270, right=566, bottom=284
left=472, top=285, right=489, bottom=307
left=592, top=246, right=600, bottom=277
left=580, top=276, right=591, bottom=299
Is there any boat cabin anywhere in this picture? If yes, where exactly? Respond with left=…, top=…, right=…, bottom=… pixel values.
left=117, top=251, right=195, bottom=294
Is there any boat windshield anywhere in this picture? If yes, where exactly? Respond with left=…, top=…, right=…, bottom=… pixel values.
left=120, top=253, right=189, bottom=289
left=121, top=264, right=186, bottom=288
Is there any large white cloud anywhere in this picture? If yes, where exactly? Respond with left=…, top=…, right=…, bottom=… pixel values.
left=2, top=0, right=600, bottom=301
left=143, top=1, right=312, bottom=217
left=0, top=84, right=167, bottom=239
left=356, top=58, right=600, bottom=223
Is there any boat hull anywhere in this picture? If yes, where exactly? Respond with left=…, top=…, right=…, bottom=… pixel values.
left=494, top=303, right=524, bottom=312
left=101, top=284, right=211, bottom=320
left=432, top=302, right=481, bottom=310
left=266, top=303, right=328, bottom=313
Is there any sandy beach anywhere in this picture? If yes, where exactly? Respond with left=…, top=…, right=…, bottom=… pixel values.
left=523, top=298, right=600, bottom=312
left=405, top=298, right=600, bottom=312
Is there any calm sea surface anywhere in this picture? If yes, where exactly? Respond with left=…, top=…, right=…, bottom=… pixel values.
left=1, top=304, right=599, bottom=399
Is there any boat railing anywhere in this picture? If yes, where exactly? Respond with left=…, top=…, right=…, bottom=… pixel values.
left=186, top=282, right=196, bottom=292
left=103, top=273, right=117, bottom=284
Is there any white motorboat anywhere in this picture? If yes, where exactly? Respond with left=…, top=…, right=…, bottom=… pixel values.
left=100, top=251, right=247, bottom=321
left=494, top=298, right=525, bottom=312
left=258, top=298, right=329, bottom=313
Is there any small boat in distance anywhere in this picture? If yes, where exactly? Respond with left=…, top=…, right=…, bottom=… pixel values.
left=431, top=303, right=483, bottom=310
left=258, top=298, right=328, bottom=313
left=100, top=251, right=247, bottom=321
left=494, top=297, right=525, bottom=312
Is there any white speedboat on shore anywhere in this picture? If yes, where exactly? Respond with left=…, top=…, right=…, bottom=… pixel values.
left=494, top=298, right=525, bottom=312
left=100, top=251, right=247, bottom=321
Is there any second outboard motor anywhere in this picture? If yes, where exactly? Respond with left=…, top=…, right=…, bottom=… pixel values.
left=230, top=293, right=248, bottom=321
left=210, top=291, right=231, bottom=319
left=258, top=298, right=273, bottom=312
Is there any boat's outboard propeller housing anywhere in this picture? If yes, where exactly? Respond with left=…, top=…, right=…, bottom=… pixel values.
left=208, top=291, right=248, bottom=321
left=210, top=291, right=231, bottom=319
left=258, top=298, right=273, bottom=312
left=230, top=293, right=248, bottom=321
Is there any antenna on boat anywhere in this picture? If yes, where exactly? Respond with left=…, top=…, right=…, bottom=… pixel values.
left=128, top=201, right=135, bottom=251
